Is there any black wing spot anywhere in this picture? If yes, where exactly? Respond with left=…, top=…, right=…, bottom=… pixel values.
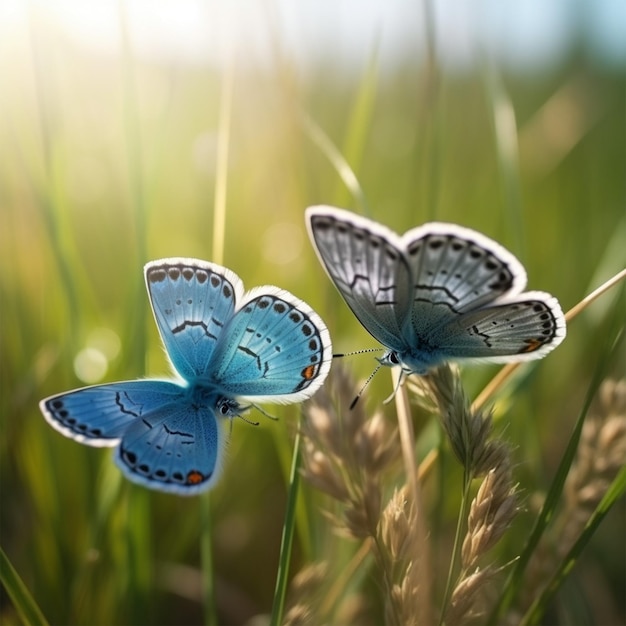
left=385, top=248, right=399, bottom=261
left=148, top=268, right=167, bottom=283
left=124, top=450, right=137, bottom=464
left=407, top=242, right=422, bottom=255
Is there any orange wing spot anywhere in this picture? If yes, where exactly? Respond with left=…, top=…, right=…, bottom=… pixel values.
left=186, top=470, right=205, bottom=485
left=522, top=338, right=543, bottom=353
left=301, top=364, right=317, bottom=380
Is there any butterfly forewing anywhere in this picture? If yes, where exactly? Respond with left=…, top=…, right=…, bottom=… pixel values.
left=211, top=288, right=332, bottom=403
left=145, top=259, right=244, bottom=380
left=40, top=381, right=187, bottom=446
left=402, top=225, right=527, bottom=334
left=307, top=207, right=412, bottom=351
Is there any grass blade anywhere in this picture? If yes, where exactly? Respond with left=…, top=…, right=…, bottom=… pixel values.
left=520, top=464, right=626, bottom=625
left=0, top=546, right=50, bottom=626
left=200, top=495, right=217, bottom=626
left=301, top=112, right=369, bottom=215
left=270, top=424, right=302, bottom=626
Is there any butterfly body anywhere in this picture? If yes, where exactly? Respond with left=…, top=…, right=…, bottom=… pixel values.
left=41, top=258, right=331, bottom=495
left=306, top=206, right=565, bottom=376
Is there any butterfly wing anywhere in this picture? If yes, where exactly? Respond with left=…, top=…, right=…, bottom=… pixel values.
left=145, top=258, right=244, bottom=380
left=40, top=380, right=187, bottom=446
left=435, top=291, right=566, bottom=362
left=115, top=395, right=226, bottom=495
left=306, top=206, right=412, bottom=352
left=41, top=379, right=227, bottom=495
left=399, top=222, right=527, bottom=339
left=209, top=288, right=332, bottom=403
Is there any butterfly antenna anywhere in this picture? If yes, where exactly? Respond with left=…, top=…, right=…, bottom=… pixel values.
left=333, top=347, right=383, bottom=359
left=251, top=403, right=279, bottom=422
left=232, top=403, right=261, bottom=426
left=350, top=363, right=382, bottom=410
left=236, top=413, right=260, bottom=427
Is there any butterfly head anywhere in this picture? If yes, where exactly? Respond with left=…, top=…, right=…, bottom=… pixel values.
left=377, top=350, right=429, bottom=377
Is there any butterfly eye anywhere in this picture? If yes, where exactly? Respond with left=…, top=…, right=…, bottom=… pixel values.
left=217, top=398, right=240, bottom=417
left=388, top=352, right=400, bottom=365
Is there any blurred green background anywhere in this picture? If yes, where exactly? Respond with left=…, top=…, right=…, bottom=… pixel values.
left=1, top=1, right=624, bottom=624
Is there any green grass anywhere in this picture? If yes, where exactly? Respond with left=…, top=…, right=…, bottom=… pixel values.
left=1, top=9, right=625, bottom=626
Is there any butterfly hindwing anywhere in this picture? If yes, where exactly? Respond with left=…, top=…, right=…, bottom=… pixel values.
left=145, top=259, right=244, bottom=379
left=116, top=394, right=225, bottom=495
left=211, top=288, right=332, bottom=403
left=40, top=380, right=188, bottom=446
left=437, top=292, right=566, bottom=362
left=306, top=206, right=411, bottom=351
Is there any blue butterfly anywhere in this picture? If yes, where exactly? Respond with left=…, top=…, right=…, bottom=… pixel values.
left=306, top=206, right=565, bottom=376
left=40, top=258, right=332, bottom=495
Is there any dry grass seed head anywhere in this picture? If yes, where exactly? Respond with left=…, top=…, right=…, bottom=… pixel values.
left=376, top=487, right=425, bottom=626
left=283, top=562, right=328, bottom=626
left=300, top=364, right=401, bottom=539
left=561, top=377, right=626, bottom=549
left=416, top=364, right=497, bottom=476
left=445, top=565, right=500, bottom=626
left=462, top=464, right=519, bottom=571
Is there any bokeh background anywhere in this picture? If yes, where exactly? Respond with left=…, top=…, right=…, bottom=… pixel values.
left=1, top=1, right=624, bottom=624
